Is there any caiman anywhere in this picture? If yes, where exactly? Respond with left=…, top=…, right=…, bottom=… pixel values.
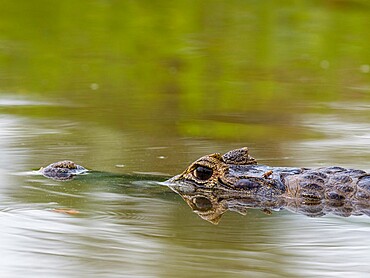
left=165, top=147, right=370, bottom=223
left=39, top=148, right=370, bottom=223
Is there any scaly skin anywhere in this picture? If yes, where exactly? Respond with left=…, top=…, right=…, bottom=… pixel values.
left=40, top=160, right=88, bottom=180
left=166, top=147, right=370, bottom=222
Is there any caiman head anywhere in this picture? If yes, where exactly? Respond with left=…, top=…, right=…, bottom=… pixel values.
left=165, top=147, right=258, bottom=224
left=165, top=147, right=288, bottom=223
left=166, top=147, right=258, bottom=193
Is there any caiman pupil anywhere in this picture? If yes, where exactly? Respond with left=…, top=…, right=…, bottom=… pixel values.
left=194, top=166, right=213, bottom=180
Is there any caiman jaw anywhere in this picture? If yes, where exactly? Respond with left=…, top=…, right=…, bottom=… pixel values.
left=164, top=175, right=197, bottom=194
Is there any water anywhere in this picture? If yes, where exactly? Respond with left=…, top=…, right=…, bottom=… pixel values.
left=1, top=1, right=370, bottom=277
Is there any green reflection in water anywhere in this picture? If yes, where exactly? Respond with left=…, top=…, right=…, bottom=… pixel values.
left=0, top=0, right=369, bottom=142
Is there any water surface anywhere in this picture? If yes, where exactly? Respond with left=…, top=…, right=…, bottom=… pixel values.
left=0, top=1, right=370, bottom=277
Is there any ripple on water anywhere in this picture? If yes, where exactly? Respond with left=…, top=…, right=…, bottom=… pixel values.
left=1, top=179, right=370, bottom=278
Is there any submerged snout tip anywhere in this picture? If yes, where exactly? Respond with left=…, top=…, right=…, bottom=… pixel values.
left=161, top=175, right=180, bottom=186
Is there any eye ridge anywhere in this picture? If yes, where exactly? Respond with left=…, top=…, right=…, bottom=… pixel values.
left=193, top=165, right=213, bottom=180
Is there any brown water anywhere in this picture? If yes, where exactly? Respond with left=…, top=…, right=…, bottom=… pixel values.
left=1, top=1, right=370, bottom=277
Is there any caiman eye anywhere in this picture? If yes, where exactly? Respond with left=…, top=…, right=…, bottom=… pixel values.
left=193, top=166, right=213, bottom=180
left=192, top=197, right=213, bottom=211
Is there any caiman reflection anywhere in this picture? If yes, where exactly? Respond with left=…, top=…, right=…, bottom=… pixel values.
left=166, top=148, right=370, bottom=224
